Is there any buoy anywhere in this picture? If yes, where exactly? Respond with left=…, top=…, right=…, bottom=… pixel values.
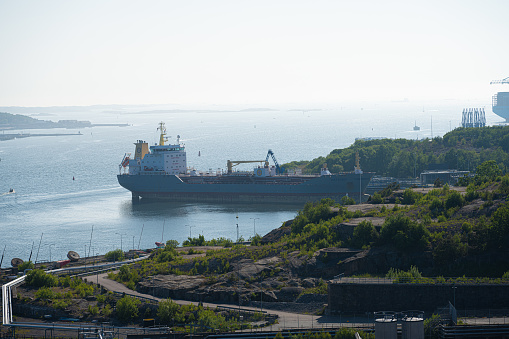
left=67, top=251, right=80, bottom=261
left=73, top=176, right=75, bottom=181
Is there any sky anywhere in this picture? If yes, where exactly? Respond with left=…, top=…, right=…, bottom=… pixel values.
left=1, top=0, right=508, bottom=107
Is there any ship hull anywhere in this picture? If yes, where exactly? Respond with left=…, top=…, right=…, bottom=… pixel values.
left=117, top=172, right=374, bottom=204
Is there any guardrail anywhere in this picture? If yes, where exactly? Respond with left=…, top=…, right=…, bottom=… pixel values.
left=2, top=254, right=150, bottom=327
left=330, top=276, right=509, bottom=285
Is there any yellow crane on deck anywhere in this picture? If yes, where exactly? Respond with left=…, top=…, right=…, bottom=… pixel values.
left=227, top=160, right=268, bottom=174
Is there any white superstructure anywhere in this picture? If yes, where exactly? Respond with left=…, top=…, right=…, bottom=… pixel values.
left=125, top=122, right=187, bottom=175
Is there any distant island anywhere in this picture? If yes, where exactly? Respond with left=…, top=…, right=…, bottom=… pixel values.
left=0, top=112, right=129, bottom=130
left=0, top=112, right=129, bottom=141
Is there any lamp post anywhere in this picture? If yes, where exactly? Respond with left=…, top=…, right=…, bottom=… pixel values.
left=115, top=232, right=126, bottom=252
left=48, top=244, right=55, bottom=262
left=96, top=253, right=99, bottom=285
left=236, top=216, right=239, bottom=244
left=250, top=217, right=259, bottom=237
left=186, top=225, right=195, bottom=238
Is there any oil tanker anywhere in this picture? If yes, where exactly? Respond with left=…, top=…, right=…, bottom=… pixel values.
left=117, top=123, right=374, bottom=204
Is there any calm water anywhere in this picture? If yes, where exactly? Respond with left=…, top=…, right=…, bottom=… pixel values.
left=0, top=101, right=500, bottom=266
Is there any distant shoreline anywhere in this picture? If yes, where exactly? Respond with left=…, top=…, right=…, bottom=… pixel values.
left=0, top=132, right=83, bottom=141
left=0, top=112, right=130, bottom=132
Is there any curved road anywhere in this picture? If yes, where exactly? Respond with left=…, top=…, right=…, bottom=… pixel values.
left=83, top=272, right=359, bottom=331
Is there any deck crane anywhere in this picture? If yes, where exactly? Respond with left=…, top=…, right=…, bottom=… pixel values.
left=227, top=159, right=268, bottom=174
left=266, top=149, right=282, bottom=174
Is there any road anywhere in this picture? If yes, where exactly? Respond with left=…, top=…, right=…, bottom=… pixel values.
left=83, top=272, right=369, bottom=331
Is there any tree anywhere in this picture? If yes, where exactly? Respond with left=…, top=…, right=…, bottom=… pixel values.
left=18, top=260, right=35, bottom=272
left=105, top=249, right=124, bottom=262
left=380, top=214, right=430, bottom=251
left=490, top=203, right=509, bottom=248
left=198, top=309, right=225, bottom=331
left=340, top=195, right=356, bottom=205
left=157, top=298, right=179, bottom=324
left=165, top=239, right=179, bottom=249
left=475, top=160, right=501, bottom=184
left=116, top=296, right=140, bottom=322
left=352, top=220, right=379, bottom=248
left=445, top=190, right=464, bottom=209
left=24, top=269, right=58, bottom=288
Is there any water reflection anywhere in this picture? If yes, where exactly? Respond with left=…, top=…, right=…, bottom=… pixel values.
left=122, top=199, right=304, bottom=218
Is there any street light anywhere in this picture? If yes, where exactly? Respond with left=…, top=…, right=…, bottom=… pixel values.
left=250, top=217, right=259, bottom=237
left=115, top=232, right=127, bottom=252
left=96, top=253, right=99, bottom=285
left=48, top=244, right=55, bottom=262
left=186, top=225, right=195, bottom=238
left=236, top=215, right=239, bottom=244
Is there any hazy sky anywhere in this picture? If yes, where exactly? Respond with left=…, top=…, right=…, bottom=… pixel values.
left=1, top=0, right=508, bottom=106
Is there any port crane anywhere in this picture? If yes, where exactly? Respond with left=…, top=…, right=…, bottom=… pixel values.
left=490, top=76, right=509, bottom=85
left=226, top=149, right=283, bottom=174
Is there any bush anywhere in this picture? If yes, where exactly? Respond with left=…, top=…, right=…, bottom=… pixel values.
left=433, top=233, right=468, bottom=266
left=340, top=195, right=356, bottom=205
left=445, top=190, right=465, bottom=209
left=25, top=269, right=58, bottom=288
left=18, top=261, right=35, bottom=272
left=402, top=189, right=422, bottom=205
left=380, top=214, right=430, bottom=251
left=105, top=249, right=124, bottom=262
left=157, top=298, right=179, bottom=324
left=35, top=287, right=54, bottom=300
left=352, top=220, right=379, bottom=248
left=198, top=309, right=226, bottom=332
left=475, top=160, right=501, bottom=184
left=490, top=202, right=509, bottom=248
left=249, top=234, right=262, bottom=246
left=116, top=296, right=140, bottom=322
left=386, top=265, right=423, bottom=283
left=165, top=239, right=179, bottom=249
left=371, top=193, right=383, bottom=204
left=424, top=314, right=442, bottom=338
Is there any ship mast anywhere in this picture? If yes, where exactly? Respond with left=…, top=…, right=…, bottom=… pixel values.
left=157, top=122, right=167, bottom=146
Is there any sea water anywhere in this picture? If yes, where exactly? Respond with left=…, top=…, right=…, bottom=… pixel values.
left=0, top=101, right=500, bottom=267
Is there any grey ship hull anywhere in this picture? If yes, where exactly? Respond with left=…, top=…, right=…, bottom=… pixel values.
left=117, top=172, right=374, bottom=204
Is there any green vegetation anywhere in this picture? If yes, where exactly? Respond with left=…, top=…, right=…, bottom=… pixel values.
left=156, top=298, right=269, bottom=332
left=283, top=126, right=509, bottom=177
left=25, top=269, right=58, bottom=287
left=269, top=329, right=374, bottom=339
left=105, top=249, right=125, bottom=262
left=183, top=234, right=233, bottom=247
left=112, top=165, right=509, bottom=289
left=27, top=274, right=108, bottom=313
left=116, top=295, right=141, bottom=322
left=17, top=261, right=35, bottom=272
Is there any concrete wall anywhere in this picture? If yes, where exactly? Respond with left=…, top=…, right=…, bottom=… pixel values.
left=328, top=283, right=509, bottom=313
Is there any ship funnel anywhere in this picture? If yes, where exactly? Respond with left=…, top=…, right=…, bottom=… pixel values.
left=134, top=140, right=149, bottom=160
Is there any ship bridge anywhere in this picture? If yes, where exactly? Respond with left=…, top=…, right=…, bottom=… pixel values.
left=491, top=76, right=509, bottom=121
